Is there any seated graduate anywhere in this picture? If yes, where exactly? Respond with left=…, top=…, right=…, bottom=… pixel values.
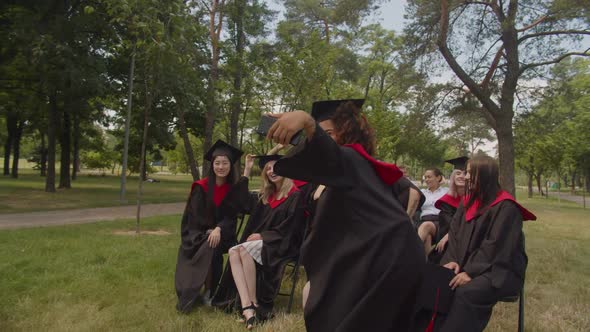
left=417, top=168, right=449, bottom=256
left=267, top=99, right=424, bottom=332
left=174, top=140, right=244, bottom=313
left=416, top=156, right=536, bottom=332
left=428, top=157, right=468, bottom=264
left=213, top=154, right=305, bottom=329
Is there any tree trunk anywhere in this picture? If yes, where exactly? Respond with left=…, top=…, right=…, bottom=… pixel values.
left=527, top=173, right=533, bottom=198
left=59, top=105, right=71, bottom=188
left=46, top=92, right=58, bottom=193
left=177, top=104, right=200, bottom=180
left=230, top=0, right=244, bottom=149
left=136, top=80, right=153, bottom=234
left=535, top=173, right=544, bottom=196
left=494, top=115, right=516, bottom=196
left=120, top=50, right=136, bottom=203
left=571, top=170, right=576, bottom=194
left=10, top=120, right=24, bottom=178
left=72, top=112, right=80, bottom=180
left=3, top=113, right=16, bottom=176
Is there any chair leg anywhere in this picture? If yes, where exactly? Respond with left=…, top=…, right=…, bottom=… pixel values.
left=286, top=260, right=301, bottom=314
left=518, top=287, right=524, bottom=332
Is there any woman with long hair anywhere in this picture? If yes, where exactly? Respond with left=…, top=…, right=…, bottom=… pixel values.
left=174, top=140, right=244, bottom=313
left=213, top=154, right=305, bottom=329
left=267, top=100, right=424, bottom=332
left=437, top=156, right=536, bottom=331
left=417, top=168, right=449, bottom=256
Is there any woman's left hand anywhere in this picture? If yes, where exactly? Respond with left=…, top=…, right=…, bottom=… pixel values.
left=246, top=233, right=262, bottom=242
left=449, top=272, right=472, bottom=290
left=208, top=227, right=221, bottom=248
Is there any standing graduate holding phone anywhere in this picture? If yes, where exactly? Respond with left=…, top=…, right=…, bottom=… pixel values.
left=267, top=100, right=424, bottom=332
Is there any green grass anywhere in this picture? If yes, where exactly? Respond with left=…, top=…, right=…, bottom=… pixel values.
left=0, top=170, right=263, bottom=214
left=0, top=191, right=588, bottom=331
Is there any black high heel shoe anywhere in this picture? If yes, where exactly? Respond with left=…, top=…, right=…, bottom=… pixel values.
left=241, top=302, right=257, bottom=330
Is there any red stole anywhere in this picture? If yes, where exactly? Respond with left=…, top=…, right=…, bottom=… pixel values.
left=191, top=178, right=230, bottom=207
left=435, top=194, right=462, bottom=210
left=343, top=144, right=403, bottom=185
left=268, top=185, right=299, bottom=209
left=463, top=191, right=537, bottom=222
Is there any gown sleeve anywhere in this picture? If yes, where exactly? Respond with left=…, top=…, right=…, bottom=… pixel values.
left=463, top=201, right=524, bottom=287
left=260, top=192, right=306, bottom=256
left=440, top=203, right=464, bottom=266
left=436, top=202, right=456, bottom=243
left=274, top=124, right=356, bottom=189
left=179, top=186, right=208, bottom=258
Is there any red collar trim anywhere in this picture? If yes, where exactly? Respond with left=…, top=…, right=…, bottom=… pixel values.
left=435, top=194, right=462, bottom=209
left=293, top=179, right=308, bottom=188
left=463, top=191, right=537, bottom=222
left=191, top=178, right=230, bottom=206
left=268, top=185, right=299, bottom=209
left=343, top=144, right=403, bottom=185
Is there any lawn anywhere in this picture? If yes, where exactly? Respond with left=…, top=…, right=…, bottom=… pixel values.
left=0, top=193, right=588, bottom=331
left=0, top=170, right=263, bottom=214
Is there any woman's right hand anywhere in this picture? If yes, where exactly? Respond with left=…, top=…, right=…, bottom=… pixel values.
left=443, top=261, right=460, bottom=275
left=436, top=233, right=449, bottom=252
left=267, top=111, right=315, bottom=145
left=244, top=154, right=255, bottom=177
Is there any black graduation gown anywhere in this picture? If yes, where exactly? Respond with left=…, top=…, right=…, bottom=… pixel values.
left=211, top=180, right=306, bottom=317
left=391, top=176, right=425, bottom=213
left=174, top=177, right=245, bottom=303
left=427, top=195, right=460, bottom=264
left=274, top=125, right=425, bottom=332
left=434, top=196, right=532, bottom=332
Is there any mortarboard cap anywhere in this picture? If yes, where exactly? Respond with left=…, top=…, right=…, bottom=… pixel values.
left=255, top=155, right=283, bottom=170
left=445, top=156, right=469, bottom=171
left=311, top=99, right=365, bottom=122
left=205, top=140, right=243, bottom=164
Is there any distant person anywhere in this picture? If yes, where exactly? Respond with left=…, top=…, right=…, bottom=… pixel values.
left=417, top=168, right=449, bottom=256
left=174, top=140, right=244, bottom=313
left=267, top=99, right=424, bottom=332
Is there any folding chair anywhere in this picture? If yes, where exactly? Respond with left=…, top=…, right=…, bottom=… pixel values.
left=277, top=217, right=310, bottom=313
left=499, top=287, right=524, bottom=332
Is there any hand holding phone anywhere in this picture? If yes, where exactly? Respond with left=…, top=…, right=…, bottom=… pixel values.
left=256, top=114, right=303, bottom=145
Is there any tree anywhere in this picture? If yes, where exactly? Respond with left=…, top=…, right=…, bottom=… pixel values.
left=405, top=0, right=590, bottom=195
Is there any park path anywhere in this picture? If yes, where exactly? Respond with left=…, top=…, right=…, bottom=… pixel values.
left=546, top=191, right=588, bottom=207
left=0, top=202, right=185, bottom=230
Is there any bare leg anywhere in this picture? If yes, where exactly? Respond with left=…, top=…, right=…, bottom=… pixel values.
left=239, top=247, right=257, bottom=305
left=418, top=222, right=437, bottom=256
left=302, top=281, right=310, bottom=310
left=229, top=248, right=252, bottom=309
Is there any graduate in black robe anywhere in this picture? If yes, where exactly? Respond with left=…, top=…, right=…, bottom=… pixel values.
left=211, top=155, right=305, bottom=327
left=414, top=156, right=536, bottom=332
left=267, top=100, right=425, bottom=332
left=392, top=176, right=426, bottom=219
left=174, top=140, right=244, bottom=313
left=428, top=157, right=468, bottom=264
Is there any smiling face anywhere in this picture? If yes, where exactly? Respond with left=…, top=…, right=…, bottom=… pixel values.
left=424, top=170, right=442, bottom=190
left=213, top=155, right=231, bottom=179
left=319, top=119, right=338, bottom=142
left=264, top=160, right=283, bottom=186
left=453, top=169, right=466, bottom=188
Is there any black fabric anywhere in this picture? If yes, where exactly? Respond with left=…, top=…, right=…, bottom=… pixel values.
left=204, top=139, right=243, bottom=163
left=255, top=154, right=283, bottom=170
left=427, top=201, right=457, bottom=264
left=211, top=182, right=306, bottom=317
left=174, top=177, right=247, bottom=304
left=415, top=264, right=456, bottom=314
left=391, top=176, right=425, bottom=212
left=444, top=156, right=469, bottom=171
left=274, top=124, right=425, bottom=332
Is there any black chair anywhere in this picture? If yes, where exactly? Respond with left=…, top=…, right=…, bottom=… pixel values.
left=277, top=217, right=310, bottom=313
left=499, top=287, right=524, bottom=332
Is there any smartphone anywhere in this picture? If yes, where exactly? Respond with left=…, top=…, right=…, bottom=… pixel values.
left=256, top=115, right=303, bottom=145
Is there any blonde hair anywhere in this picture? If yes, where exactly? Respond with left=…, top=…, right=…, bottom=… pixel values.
left=259, top=162, right=294, bottom=204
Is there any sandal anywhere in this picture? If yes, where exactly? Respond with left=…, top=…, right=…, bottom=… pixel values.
left=240, top=302, right=257, bottom=330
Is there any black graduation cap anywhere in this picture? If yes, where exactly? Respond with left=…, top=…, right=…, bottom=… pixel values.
left=255, top=155, right=283, bottom=170
left=445, top=156, right=469, bottom=171
left=311, top=99, right=365, bottom=122
left=204, top=140, right=243, bottom=164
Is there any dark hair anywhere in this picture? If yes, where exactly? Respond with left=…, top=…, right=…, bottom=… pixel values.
left=331, top=101, right=376, bottom=155
left=425, top=167, right=443, bottom=182
left=465, top=156, right=501, bottom=212
left=205, top=152, right=239, bottom=227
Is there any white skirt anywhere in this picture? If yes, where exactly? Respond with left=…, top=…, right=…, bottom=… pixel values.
left=229, top=240, right=263, bottom=265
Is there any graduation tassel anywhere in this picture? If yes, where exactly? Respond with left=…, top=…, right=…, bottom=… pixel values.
left=425, top=287, right=441, bottom=332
